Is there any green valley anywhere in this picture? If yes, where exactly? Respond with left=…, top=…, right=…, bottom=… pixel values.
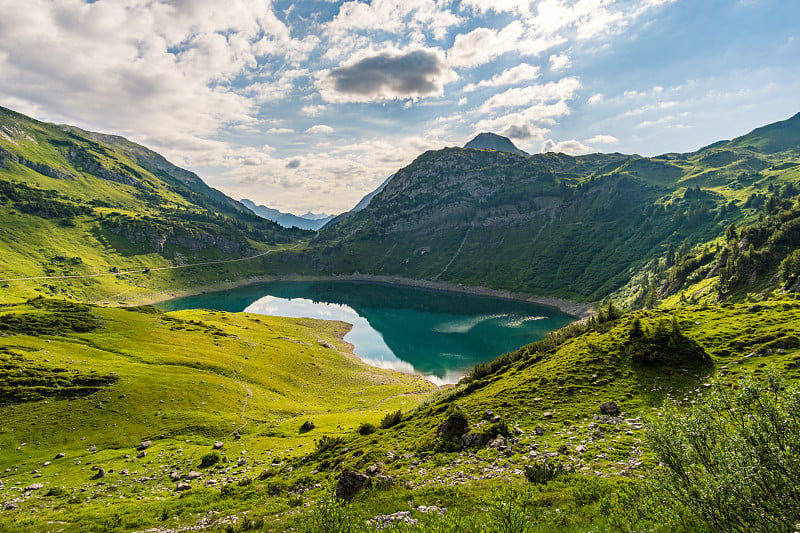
left=1, top=105, right=799, bottom=532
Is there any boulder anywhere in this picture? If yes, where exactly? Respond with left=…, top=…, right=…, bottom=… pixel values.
left=186, top=471, right=202, bottom=480
left=461, top=432, right=490, bottom=448
left=55, top=452, right=66, bottom=459
left=334, top=470, right=370, bottom=501
left=137, top=450, right=147, bottom=459
left=24, top=483, right=44, bottom=491
left=487, top=435, right=507, bottom=450
left=175, top=482, right=192, bottom=492
left=600, top=401, right=620, bottom=415
left=138, top=440, right=152, bottom=450
left=213, top=441, right=224, bottom=450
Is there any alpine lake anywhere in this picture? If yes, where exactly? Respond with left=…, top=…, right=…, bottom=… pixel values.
left=158, top=281, right=575, bottom=385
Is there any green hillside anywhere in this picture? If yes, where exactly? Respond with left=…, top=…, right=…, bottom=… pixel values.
left=0, top=106, right=308, bottom=304
left=263, top=114, right=800, bottom=303
left=1, top=107, right=800, bottom=531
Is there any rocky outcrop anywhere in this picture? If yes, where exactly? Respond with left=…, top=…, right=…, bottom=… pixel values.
left=334, top=470, right=370, bottom=500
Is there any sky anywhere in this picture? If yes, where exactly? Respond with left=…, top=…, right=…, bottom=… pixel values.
left=0, top=0, right=798, bottom=214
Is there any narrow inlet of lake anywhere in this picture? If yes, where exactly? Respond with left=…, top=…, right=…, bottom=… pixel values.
left=158, top=281, right=575, bottom=385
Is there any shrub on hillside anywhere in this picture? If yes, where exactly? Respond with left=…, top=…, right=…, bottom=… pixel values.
left=523, top=461, right=566, bottom=485
left=379, top=410, right=402, bottom=429
left=299, top=420, right=315, bottom=433
left=356, top=422, right=376, bottom=435
left=315, top=435, right=344, bottom=453
left=199, top=451, right=220, bottom=468
left=646, top=372, right=800, bottom=532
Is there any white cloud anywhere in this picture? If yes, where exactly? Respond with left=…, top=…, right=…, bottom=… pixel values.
left=587, top=93, right=604, bottom=105
left=541, top=139, right=593, bottom=155
left=586, top=134, right=619, bottom=144
left=479, top=77, right=581, bottom=112
left=267, top=127, right=294, bottom=134
left=306, top=124, right=335, bottom=134
left=549, top=53, right=571, bottom=71
left=300, top=105, right=328, bottom=117
left=463, top=63, right=540, bottom=92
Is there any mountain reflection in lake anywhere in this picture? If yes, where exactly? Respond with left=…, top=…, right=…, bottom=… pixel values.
left=158, top=281, right=575, bottom=385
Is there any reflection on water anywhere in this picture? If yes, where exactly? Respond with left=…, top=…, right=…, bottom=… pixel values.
left=159, top=281, right=575, bottom=385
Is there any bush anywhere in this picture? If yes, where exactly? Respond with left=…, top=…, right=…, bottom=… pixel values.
left=379, top=410, right=402, bottom=429
left=304, top=495, right=367, bottom=533
left=356, top=422, right=376, bottom=435
left=523, top=461, right=566, bottom=485
left=199, top=451, right=220, bottom=468
left=315, top=435, right=345, bottom=453
left=299, top=420, right=315, bottom=433
left=647, top=372, right=800, bottom=532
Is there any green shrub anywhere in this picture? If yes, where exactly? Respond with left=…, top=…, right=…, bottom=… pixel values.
left=379, top=410, right=402, bottom=429
left=523, top=461, right=566, bottom=485
left=199, top=451, right=220, bottom=468
left=316, top=435, right=345, bottom=453
left=647, top=372, right=800, bottom=533
left=304, top=495, right=368, bottom=533
left=356, top=422, right=376, bottom=435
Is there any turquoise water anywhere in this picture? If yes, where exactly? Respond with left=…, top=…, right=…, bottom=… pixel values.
left=158, top=281, right=575, bottom=384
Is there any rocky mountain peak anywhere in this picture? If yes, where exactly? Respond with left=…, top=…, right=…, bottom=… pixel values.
left=464, top=132, right=528, bottom=156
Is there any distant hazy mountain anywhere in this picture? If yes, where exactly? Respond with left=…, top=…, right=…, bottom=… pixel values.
left=464, top=132, right=529, bottom=156
left=240, top=199, right=335, bottom=230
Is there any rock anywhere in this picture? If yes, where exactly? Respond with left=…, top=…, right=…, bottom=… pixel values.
left=365, top=465, right=379, bottom=476
left=55, top=453, right=66, bottom=459
left=543, top=411, right=553, bottom=418
left=186, top=471, right=202, bottom=480
left=575, top=445, right=587, bottom=454
left=175, top=482, right=192, bottom=492
left=213, top=441, right=224, bottom=450
left=42, top=461, right=51, bottom=467
left=487, top=435, right=506, bottom=450
left=94, top=468, right=106, bottom=479
left=3, top=503, right=17, bottom=510
left=138, top=440, right=152, bottom=450
left=88, top=445, right=96, bottom=452
left=534, top=426, right=545, bottom=436
left=318, top=340, right=334, bottom=349
left=600, top=401, right=621, bottom=415
left=461, top=432, right=489, bottom=448
left=24, top=483, right=44, bottom=491
left=170, top=471, right=181, bottom=481
left=237, top=458, right=247, bottom=467
left=137, top=450, right=147, bottom=459
left=369, top=511, right=417, bottom=529
left=334, top=470, right=370, bottom=500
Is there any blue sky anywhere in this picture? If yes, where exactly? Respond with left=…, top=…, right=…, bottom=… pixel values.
left=0, top=0, right=798, bottom=213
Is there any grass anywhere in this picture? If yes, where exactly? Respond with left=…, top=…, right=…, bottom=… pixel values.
left=0, top=301, right=435, bottom=532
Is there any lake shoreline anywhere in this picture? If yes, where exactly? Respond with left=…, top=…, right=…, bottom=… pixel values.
left=141, top=273, right=596, bottom=319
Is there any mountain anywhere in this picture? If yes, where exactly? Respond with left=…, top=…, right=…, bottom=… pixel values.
left=351, top=174, right=393, bottom=213
left=0, top=105, right=306, bottom=303
left=240, top=198, right=335, bottom=230
left=464, top=132, right=529, bottom=156
left=274, top=113, right=800, bottom=303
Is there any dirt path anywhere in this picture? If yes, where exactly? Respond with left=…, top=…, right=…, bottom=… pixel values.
left=0, top=248, right=280, bottom=283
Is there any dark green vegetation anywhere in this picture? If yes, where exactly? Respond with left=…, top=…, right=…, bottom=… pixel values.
left=268, top=113, right=800, bottom=302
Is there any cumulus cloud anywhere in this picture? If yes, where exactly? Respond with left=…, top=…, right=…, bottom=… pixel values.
left=586, top=134, right=619, bottom=144
left=267, top=127, right=295, bottom=134
left=587, top=93, right=604, bottom=105
left=317, top=47, right=457, bottom=103
left=306, top=124, right=335, bottom=134
left=479, top=77, right=581, bottom=112
left=541, top=139, right=594, bottom=155
left=463, top=63, right=540, bottom=92
left=549, top=53, right=571, bottom=71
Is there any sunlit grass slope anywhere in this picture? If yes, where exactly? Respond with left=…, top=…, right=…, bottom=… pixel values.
left=0, top=299, right=434, bottom=532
